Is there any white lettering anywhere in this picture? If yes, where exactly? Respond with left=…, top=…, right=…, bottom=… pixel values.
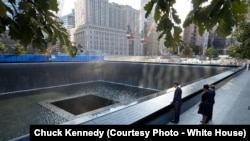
left=64, top=129, right=104, bottom=138
left=33, top=129, right=62, bottom=136
left=109, top=129, right=150, bottom=138
left=152, top=129, right=179, bottom=136
left=215, top=129, right=244, bottom=137
left=186, top=129, right=212, bottom=136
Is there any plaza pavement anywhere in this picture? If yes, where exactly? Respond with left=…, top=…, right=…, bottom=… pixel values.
left=169, top=69, right=250, bottom=125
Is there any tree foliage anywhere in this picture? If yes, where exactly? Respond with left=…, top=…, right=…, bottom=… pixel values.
left=0, top=0, right=78, bottom=56
left=228, top=45, right=242, bottom=58
left=13, top=43, right=26, bottom=55
left=144, top=0, right=182, bottom=50
left=231, top=21, right=250, bottom=60
left=189, top=44, right=202, bottom=55
left=184, top=0, right=248, bottom=36
left=144, top=0, right=248, bottom=51
left=0, top=42, right=7, bottom=54
left=205, top=46, right=219, bottom=59
left=180, top=45, right=194, bottom=58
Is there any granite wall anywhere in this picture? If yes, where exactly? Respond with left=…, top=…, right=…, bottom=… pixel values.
left=0, top=61, right=231, bottom=94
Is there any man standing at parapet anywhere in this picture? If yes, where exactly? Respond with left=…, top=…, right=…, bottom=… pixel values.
left=171, top=82, right=182, bottom=124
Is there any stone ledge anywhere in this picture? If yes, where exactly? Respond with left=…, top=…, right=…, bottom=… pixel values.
left=11, top=67, right=244, bottom=141
left=61, top=67, right=244, bottom=125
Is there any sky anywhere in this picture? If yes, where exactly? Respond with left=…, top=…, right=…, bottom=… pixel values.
left=61, top=0, right=191, bottom=24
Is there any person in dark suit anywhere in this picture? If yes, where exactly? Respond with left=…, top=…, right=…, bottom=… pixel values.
left=198, top=84, right=211, bottom=124
left=206, top=85, right=215, bottom=123
left=171, top=82, right=182, bottom=123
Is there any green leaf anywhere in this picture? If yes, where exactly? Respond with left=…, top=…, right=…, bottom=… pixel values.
left=206, top=0, right=224, bottom=18
left=144, top=1, right=155, bottom=18
left=173, top=26, right=182, bottom=39
left=197, top=22, right=205, bottom=36
left=154, top=5, right=161, bottom=22
left=232, top=0, right=248, bottom=23
left=191, top=0, right=209, bottom=9
left=171, top=8, right=181, bottom=25
left=36, top=0, right=49, bottom=10
left=183, top=11, right=194, bottom=27
left=157, top=0, right=167, bottom=11
left=0, top=0, right=76, bottom=56
left=47, top=0, right=59, bottom=12
left=157, top=18, right=173, bottom=32
left=0, top=1, right=6, bottom=17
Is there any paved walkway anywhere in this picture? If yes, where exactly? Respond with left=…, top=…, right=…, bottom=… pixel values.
left=169, top=69, right=250, bottom=125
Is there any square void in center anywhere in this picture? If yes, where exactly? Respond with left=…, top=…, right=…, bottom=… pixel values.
left=51, top=95, right=118, bottom=115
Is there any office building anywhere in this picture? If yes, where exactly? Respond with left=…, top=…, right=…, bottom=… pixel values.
left=74, top=0, right=142, bottom=56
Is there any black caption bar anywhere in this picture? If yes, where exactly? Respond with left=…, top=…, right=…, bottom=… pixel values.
left=30, top=125, right=250, bottom=140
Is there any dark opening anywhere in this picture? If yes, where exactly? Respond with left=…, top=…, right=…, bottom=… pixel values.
left=51, top=95, right=118, bottom=115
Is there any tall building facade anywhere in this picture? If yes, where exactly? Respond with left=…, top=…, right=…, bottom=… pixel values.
left=183, top=24, right=200, bottom=45
left=182, top=2, right=210, bottom=55
left=74, top=0, right=142, bottom=56
left=140, top=0, right=164, bottom=56
left=60, top=10, right=75, bottom=28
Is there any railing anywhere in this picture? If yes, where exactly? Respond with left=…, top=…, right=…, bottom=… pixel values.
left=0, top=54, right=104, bottom=62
